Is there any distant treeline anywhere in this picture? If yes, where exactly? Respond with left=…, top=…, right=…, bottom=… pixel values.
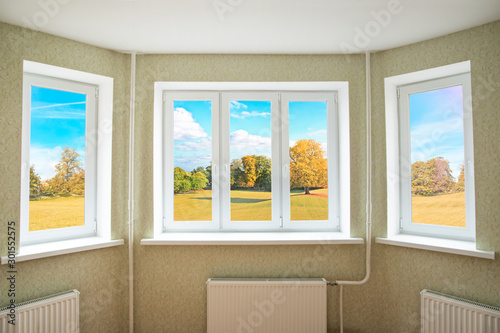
left=175, top=139, right=328, bottom=195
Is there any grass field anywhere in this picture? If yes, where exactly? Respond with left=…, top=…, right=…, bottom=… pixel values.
left=412, top=192, right=465, bottom=227
left=29, top=196, right=84, bottom=231
left=29, top=190, right=466, bottom=230
left=174, top=188, right=328, bottom=221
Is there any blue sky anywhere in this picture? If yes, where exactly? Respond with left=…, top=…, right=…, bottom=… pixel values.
left=173, top=100, right=328, bottom=172
left=30, top=86, right=86, bottom=181
left=410, top=85, right=464, bottom=179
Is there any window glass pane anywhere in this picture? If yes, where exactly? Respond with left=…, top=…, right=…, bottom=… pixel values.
left=289, top=101, right=328, bottom=221
left=409, top=86, right=466, bottom=227
left=173, top=101, right=212, bottom=221
left=29, top=86, right=86, bottom=231
left=230, top=101, right=272, bottom=221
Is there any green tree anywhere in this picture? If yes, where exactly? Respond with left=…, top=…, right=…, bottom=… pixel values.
left=252, top=155, right=271, bottom=190
left=289, top=139, right=327, bottom=194
left=29, top=165, right=41, bottom=197
left=230, top=158, right=244, bottom=188
left=174, top=167, right=191, bottom=193
left=190, top=171, right=209, bottom=191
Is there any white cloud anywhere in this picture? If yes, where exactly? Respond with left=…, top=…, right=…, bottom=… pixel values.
left=174, top=108, right=207, bottom=140
left=230, top=101, right=248, bottom=110
left=308, top=129, right=327, bottom=137
left=230, top=130, right=271, bottom=152
left=30, top=146, right=63, bottom=181
left=175, top=153, right=212, bottom=171
left=175, top=137, right=212, bottom=151
left=230, top=111, right=271, bottom=119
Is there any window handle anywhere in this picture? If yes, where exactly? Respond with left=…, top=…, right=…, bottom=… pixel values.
left=283, top=164, right=288, bottom=177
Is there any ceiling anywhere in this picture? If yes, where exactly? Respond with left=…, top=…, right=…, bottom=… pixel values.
left=0, top=0, right=499, bottom=54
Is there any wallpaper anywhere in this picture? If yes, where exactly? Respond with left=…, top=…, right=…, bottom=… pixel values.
left=0, top=18, right=498, bottom=333
left=0, top=22, right=130, bottom=333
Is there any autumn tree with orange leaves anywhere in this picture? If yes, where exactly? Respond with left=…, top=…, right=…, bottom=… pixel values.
left=289, top=139, right=327, bottom=194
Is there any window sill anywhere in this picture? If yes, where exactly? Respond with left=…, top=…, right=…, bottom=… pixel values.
left=1, top=237, right=124, bottom=264
left=375, top=234, right=495, bottom=260
left=141, top=232, right=364, bottom=245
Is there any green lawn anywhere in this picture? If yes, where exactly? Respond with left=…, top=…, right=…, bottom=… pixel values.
left=30, top=190, right=466, bottom=229
left=412, top=192, right=465, bottom=227
left=174, top=188, right=328, bottom=221
left=29, top=196, right=85, bottom=231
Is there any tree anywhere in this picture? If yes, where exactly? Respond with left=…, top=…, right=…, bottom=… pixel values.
left=454, top=164, right=465, bottom=192
left=29, top=165, right=41, bottom=197
left=241, top=155, right=257, bottom=188
left=289, top=139, right=327, bottom=194
left=230, top=158, right=244, bottom=188
left=55, top=146, right=83, bottom=181
left=190, top=172, right=209, bottom=191
left=48, top=147, right=85, bottom=195
left=174, top=167, right=191, bottom=193
left=430, top=157, right=455, bottom=193
left=411, top=160, right=435, bottom=196
left=252, top=155, right=271, bottom=190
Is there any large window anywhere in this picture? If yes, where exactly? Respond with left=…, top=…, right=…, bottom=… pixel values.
left=21, top=61, right=114, bottom=246
left=386, top=64, right=475, bottom=241
left=154, top=82, right=350, bottom=235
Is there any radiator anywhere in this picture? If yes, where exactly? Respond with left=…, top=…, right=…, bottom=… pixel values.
left=421, top=289, right=500, bottom=333
left=207, top=278, right=327, bottom=333
left=0, top=290, right=79, bottom=333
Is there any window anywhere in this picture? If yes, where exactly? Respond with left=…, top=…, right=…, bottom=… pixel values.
left=153, top=82, right=350, bottom=236
left=385, top=62, right=475, bottom=242
left=20, top=61, right=114, bottom=246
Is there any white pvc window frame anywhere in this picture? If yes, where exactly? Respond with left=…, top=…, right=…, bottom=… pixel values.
left=163, top=92, right=220, bottom=231
left=385, top=61, right=475, bottom=242
left=221, top=92, right=280, bottom=231
left=21, top=61, right=114, bottom=246
left=153, top=82, right=350, bottom=236
left=282, top=92, right=340, bottom=230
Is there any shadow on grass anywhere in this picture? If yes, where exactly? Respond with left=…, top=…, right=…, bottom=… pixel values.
left=189, top=197, right=270, bottom=204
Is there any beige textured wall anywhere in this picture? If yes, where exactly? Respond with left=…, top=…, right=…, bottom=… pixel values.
left=0, top=23, right=130, bottom=332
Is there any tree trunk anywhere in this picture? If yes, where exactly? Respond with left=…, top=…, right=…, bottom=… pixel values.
left=304, top=186, right=310, bottom=194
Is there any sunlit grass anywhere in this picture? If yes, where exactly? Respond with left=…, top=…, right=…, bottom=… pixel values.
left=29, top=196, right=84, bottom=231
left=412, top=192, right=465, bottom=227
left=173, top=188, right=328, bottom=221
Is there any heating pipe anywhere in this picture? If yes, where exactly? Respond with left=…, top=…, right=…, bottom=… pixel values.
left=128, top=51, right=136, bottom=333
left=328, top=51, right=373, bottom=333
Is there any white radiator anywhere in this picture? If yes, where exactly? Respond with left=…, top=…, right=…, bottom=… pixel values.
left=0, top=290, right=79, bottom=333
left=207, top=278, right=327, bottom=333
left=421, top=289, right=500, bottom=333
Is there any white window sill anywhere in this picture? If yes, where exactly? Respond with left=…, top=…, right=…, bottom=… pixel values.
left=141, top=232, right=364, bottom=245
left=1, top=237, right=124, bottom=264
left=376, top=234, right=495, bottom=260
